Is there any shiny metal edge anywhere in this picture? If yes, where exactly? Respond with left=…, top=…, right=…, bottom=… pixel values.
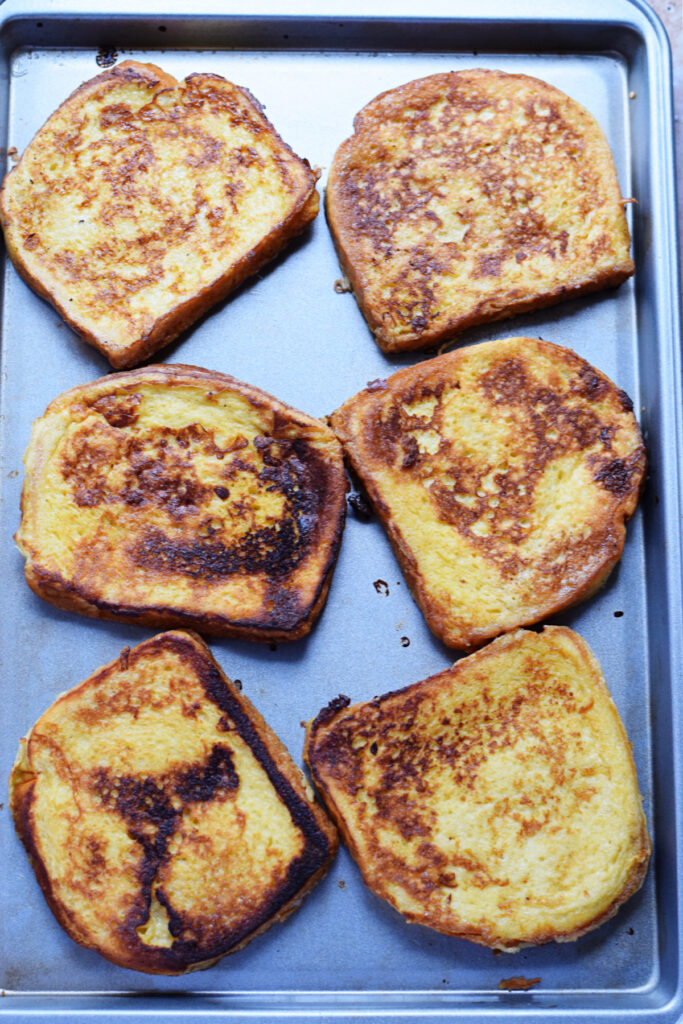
left=0, top=0, right=680, bottom=1020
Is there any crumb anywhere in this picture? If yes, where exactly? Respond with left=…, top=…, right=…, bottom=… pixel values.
left=96, top=48, right=118, bottom=68
left=498, top=976, right=541, bottom=991
left=347, top=491, right=373, bottom=521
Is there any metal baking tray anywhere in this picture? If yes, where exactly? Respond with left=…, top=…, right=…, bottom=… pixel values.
left=0, top=0, right=680, bottom=1020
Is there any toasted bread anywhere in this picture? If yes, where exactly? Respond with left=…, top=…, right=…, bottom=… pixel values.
left=10, top=630, right=338, bottom=974
left=16, top=364, right=346, bottom=641
left=305, top=626, right=650, bottom=951
left=0, top=60, right=319, bottom=368
left=330, top=336, right=645, bottom=650
left=326, top=69, right=633, bottom=353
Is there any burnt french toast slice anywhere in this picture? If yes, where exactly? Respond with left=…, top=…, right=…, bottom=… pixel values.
left=16, top=364, right=346, bottom=641
left=0, top=60, right=319, bottom=368
left=326, top=69, right=634, bottom=353
left=305, top=626, right=650, bottom=951
left=10, top=630, right=338, bottom=974
left=330, top=336, right=646, bottom=650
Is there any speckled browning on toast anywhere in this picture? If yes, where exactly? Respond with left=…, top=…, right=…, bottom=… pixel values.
left=0, top=61, right=319, bottom=368
left=15, top=364, right=346, bottom=640
left=304, top=627, right=650, bottom=951
left=326, top=69, right=633, bottom=353
left=330, top=337, right=646, bottom=650
left=10, top=630, right=338, bottom=974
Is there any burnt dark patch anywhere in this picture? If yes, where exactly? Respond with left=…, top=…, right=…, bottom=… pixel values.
left=347, top=490, right=373, bottom=521
left=618, top=389, right=634, bottom=413
left=124, top=456, right=208, bottom=516
left=87, top=743, right=239, bottom=863
left=105, top=434, right=329, bottom=581
left=90, top=771, right=177, bottom=862
left=574, top=365, right=608, bottom=400
left=310, top=694, right=351, bottom=733
left=594, top=459, right=632, bottom=494
left=174, top=744, right=239, bottom=803
left=131, top=511, right=306, bottom=581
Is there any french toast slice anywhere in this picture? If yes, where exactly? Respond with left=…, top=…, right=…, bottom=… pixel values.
left=16, top=364, right=346, bottom=641
left=326, top=69, right=634, bottom=353
left=0, top=61, right=319, bottom=368
left=330, top=336, right=645, bottom=650
left=10, top=630, right=338, bottom=974
left=305, top=626, right=650, bottom=951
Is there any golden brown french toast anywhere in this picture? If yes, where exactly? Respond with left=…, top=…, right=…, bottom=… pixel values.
left=10, top=630, right=338, bottom=974
left=0, top=60, right=319, bottom=368
left=326, top=69, right=634, bottom=353
left=330, top=336, right=645, bottom=650
left=305, top=626, right=650, bottom=951
left=16, top=364, right=346, bottom=641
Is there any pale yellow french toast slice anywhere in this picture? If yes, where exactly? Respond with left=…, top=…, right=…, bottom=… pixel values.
left=305, top=626, right=650, bottom=951
left=16, top=364, right=346, bottom=641
left=330, top=336, right=645, bottom=650
left=0, top=61, right=319, bottom=367
left=327, top=69, right=633, bottom=353
left=10, top=630, right=338, bottom=974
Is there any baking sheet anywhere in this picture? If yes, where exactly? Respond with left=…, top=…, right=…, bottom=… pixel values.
left=0, top=0, right=681, bottom=1020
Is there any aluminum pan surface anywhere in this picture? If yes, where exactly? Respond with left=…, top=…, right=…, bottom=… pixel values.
left=0, top=1, right=680, bottom=1020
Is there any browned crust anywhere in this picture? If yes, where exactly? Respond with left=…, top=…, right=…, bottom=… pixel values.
left=16, top=364, right=347, bottom=642
left=10, top=630, right=338, bottom=974
left=0, top=61, right=319, bottom=369
left=326, top=69, right=634, bottom=353
left=20, top=560, right=338, bottom=643
left=304, top=627, right=651, bottom=950
left=330, top=338, right=646, bottom=650
left=329, top=229, right=633, bottom=356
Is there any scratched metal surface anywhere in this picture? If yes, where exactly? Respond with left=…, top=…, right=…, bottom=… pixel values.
left=0, top=1, right=680, bottom=1020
